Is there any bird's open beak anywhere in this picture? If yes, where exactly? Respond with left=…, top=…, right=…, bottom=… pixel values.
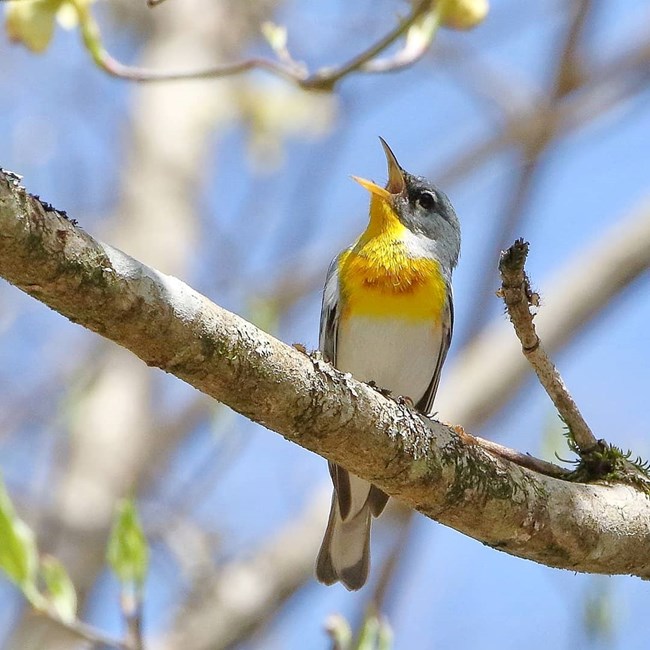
left=379, top=137, right=406, bottom=195
left=352, top=137, right=406, bottom=199
left=351, top=176, right=391, bottom=199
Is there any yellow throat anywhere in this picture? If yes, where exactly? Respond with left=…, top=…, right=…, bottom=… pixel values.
left=338, top=194, right=447, bottom=321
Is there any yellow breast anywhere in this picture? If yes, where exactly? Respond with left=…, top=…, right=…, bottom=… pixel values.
left=337, top=197, right=447, bottom=321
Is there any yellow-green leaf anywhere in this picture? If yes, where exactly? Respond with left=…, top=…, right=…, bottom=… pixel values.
left=40, top=555, right=77, bottom=624
left=107, top=499, right=149, bottom=589
left=5, top=0, right=93, bottom=52
left=5, top=0, right=63, bottom=53
left=439, top=0, right=489, bottom=30
left=0, top=478, right=38, bottom=593
left=356, top=614, right=393, bottom=650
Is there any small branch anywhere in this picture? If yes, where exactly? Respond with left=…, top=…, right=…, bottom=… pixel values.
left=36, top=606, right=132, bottom=650
left=468, top=433, right=572, bottom=480
left=301, top=0, right=433, bottom=89
left=498, top=239, right=598, bottom=452
left=74, top=0, right=433, bottom=89
left=121, top=590, right=145, bottom=650
left=75, top=3, right=304, bottom=85
left=361, top=0, right=447, bottom=74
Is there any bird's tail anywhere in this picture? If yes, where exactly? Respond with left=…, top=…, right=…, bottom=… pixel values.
left=315, top=493, right=371, bottom=591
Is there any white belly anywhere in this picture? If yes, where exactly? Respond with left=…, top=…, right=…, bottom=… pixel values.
left=337, top=315, right=442, bottom=404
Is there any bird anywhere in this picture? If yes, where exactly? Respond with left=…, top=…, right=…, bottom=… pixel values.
left=315, top=138, right=461, bottom=590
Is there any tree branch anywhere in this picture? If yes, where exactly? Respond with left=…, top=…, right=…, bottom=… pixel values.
left=498, top=239, right=598, bottom=452
left=77, top=0, right=434, bottom=90
left=2, top=170, right=650, bottom=579
left=33, top=607, right=131, bottom=650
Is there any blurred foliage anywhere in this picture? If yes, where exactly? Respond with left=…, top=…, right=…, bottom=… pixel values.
left=4, top=0, right=89, bottom=52
left=40, top=555, right=78, bottom=624
left=439, top=0, right=489, bottom=30
left=326, top=612, right=392, bottom=650
left=583, top=577, right=616, bottom=647
left=0, top=476, right=40, bottom=603
left=356, top=613, right=393, bottom=650
left=238, top=81, right=339, bottom=171
left=107, top=498, right=149, bottom=592
left=0, top=476, right=78, bottom=620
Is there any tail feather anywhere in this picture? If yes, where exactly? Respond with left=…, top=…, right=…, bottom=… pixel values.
left=316, top=493, right=371, bottom=591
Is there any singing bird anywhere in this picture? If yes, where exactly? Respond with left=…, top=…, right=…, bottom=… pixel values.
left=315, top=138, right=461, bottom=590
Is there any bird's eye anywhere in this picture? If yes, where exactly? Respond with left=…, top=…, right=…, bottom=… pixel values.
left=417, top=191, right=437, bottom=210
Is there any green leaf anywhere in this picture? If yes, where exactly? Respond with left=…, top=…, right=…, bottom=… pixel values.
left=376, top=619, right=393, bottom=650
left=5, top=0, right=63, bottom=53
left=356, top=615, right=379, bottom=650
left=106, top=498, right=149, bottom=590
left=356, top=614, right=393, bottom=650
left=40, top=555, right=77, bottom=624
left=0, top=477, right=38, bottom=594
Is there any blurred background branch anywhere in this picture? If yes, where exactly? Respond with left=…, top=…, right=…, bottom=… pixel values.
left=6, top=0, right=489, bottom=88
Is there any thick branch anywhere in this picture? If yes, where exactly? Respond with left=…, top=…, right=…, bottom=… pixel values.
left=2, top=170, right=650, bottom=578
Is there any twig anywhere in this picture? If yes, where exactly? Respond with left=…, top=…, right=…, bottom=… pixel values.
left=75, top=0, right=301, bottom=84
left=358, top=0, right=450, bottom=75
left=74, top=0, right=433, bottom=89
left=450, top=424, right=572, bottom=478
left=469, top=433, right=572, bottom=479
left=122, top=591, right=145, bottom=650
left=36, top=606, right=132, bottom=650
left=300, top=0, right=432, bottom=89
left=498, top=239, right=598, bottom=453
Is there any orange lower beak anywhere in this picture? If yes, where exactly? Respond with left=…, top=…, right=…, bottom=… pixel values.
left=351, top=176, right=392, bottom=200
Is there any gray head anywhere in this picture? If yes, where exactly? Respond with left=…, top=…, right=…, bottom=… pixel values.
left=353, top=138, right=461, bottom=271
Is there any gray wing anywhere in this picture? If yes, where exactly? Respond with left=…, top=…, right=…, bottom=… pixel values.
left=319, top=256, right=341, bottom=364
left=415, top=284, right=454, bottom=417
left=319, top=256, right=361, bottom=514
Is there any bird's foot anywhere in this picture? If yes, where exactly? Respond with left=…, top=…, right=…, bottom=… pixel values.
left=366, top=380, right=393, bottom=399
